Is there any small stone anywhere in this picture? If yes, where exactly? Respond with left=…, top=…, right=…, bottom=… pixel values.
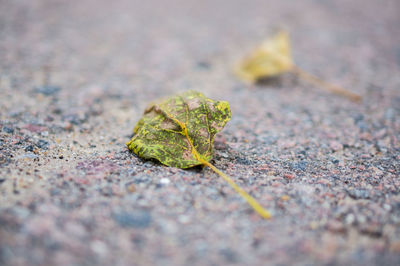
left=113, top=210, right=151, bottom=228
left=22, top=124, right=47, bottom=133
left=359, top=223, right=382, bottom=237
left=309, top=221, right=319, bottom=230
left=90, top=240, right=108, bottom=256
left=326, top=220, right=346, bottom=233
left=317, top=179, right=330, bottom=185
left=160, top=178, right=171, bottom=185
left=219, top=248, right=238, bottom=263
left=34, top=85, right=61, bottom=96
left=62, top=113, right=87, bottom=125
left=347, top=189, right=370, bottom=199
left=345, top=214, right=355, bottom=225
left=357, top=214, right=367, bottom=224
left=18, top=153, right=39, bottom=160
left=383, top=204, right=392, bottom=211
left=2, top=126, right=14, bottom=134
left=196, top=61, right=211, bottom=69
left=36, top=139, right=49, bottom=149
left=284, top=173, right=295, bottom=180
left=357, top=165, right=366, bottom=171
left=329, top=141, right=343, bottom=151
left=63, top=122, right=73, bottom=131
left=360, top=132, right=372, bottom=141
left=291, top=161, right=307, bottom=171
left=220, top=152, right=229, bottom=158
left=25, top=145, right=35, bottom=152
left=281, top=195, right=290, bottom=201
left=178, top=215, right=191, bottom=224
left=126, top=183, right=136, bottom=193
left=236, top=157, right=252, bottom=165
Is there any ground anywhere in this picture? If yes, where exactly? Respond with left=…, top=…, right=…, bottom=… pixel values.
left=0, top=0, right=399, bottom=265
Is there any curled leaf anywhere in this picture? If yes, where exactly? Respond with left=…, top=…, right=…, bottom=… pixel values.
left=127, top=90, right=271, bottom=219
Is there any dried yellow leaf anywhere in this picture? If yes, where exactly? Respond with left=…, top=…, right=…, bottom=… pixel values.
left=236, top=31, right=293, bottom=83
left=236, top=31, right=362, bottom=102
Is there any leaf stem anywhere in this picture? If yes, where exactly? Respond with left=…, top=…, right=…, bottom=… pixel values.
left=291, top=65, right=362, bottom=102
left=201, top=159, right=271, bottom=219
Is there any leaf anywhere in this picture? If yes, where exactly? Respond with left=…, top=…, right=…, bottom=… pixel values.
left=127, top=90, right=231, bottom=168
left=235, top=31, right=362, bottom=102
left=235, top=31, right=293, bottom=83
left=127, top=90, right=271, bottom=219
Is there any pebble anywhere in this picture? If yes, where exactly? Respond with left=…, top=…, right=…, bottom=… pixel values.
left=345, top=214, right=355, bottom=225
left=18, top=153, right=39, bottom=160
left=25, top=145, right=35, bottom=152
left=90, top=240, right=108, bottom=256
left=359, top=223, right=382, bottom=237
left=329, top=141, right=343, bottom=151
left=290, top=161, right=307, bottom=171
left=126, top=182, right=136, bottom=193
left=284, top=173, right=295, bottom=180
left=62, top=113, right=87, bottom=125
left=196, top=61, right=211, bottom=70
left=160, top=178, right=171, bottom=185
left=281, top=195, right=290, bottom=201
left=219, top=248, right=238, bottom=263
left=347, top=189, right=370, bottom=199
left=36, top=139, right=49, bottom=149
left=113, top=210, right=151, bottom=228
left=326, top=220, right=346, bottom=233
left=178, top=215, right=191, bottom=224
left=2, top=126, right=14, bottom=134
left=34, top=85, right=61, bottom=96
left=23, top=124, right=47, bottom=133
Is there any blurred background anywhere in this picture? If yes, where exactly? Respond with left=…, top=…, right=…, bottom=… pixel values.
left=1, top=0, right=399, bottom=101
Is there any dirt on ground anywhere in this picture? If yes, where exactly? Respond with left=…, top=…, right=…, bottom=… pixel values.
left=0, top=0, right=399, bottom=265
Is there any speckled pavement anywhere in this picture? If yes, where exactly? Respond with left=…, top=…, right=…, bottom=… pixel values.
left=1, top=0, right=399, bottom=265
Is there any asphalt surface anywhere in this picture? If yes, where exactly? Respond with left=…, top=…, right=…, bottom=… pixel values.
left=1, top=0, right=399, bottom=265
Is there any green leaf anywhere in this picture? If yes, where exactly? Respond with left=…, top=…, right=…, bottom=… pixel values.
left=126, top=90, right=231, bottom=168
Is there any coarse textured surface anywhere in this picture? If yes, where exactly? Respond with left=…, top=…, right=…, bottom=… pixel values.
left=0, top=0, right=399, bottom=265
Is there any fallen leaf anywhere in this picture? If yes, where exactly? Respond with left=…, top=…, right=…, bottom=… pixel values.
left=127, top=90, right=230, bottom=168
left=127, top=90, right=271, bottom=219
left=236, top=31, right=293, bottom=83
left=236, top=31, right=361, bottom=102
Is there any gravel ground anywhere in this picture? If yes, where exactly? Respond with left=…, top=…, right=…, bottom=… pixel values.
left=1, top=0, right=399, bottom=265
